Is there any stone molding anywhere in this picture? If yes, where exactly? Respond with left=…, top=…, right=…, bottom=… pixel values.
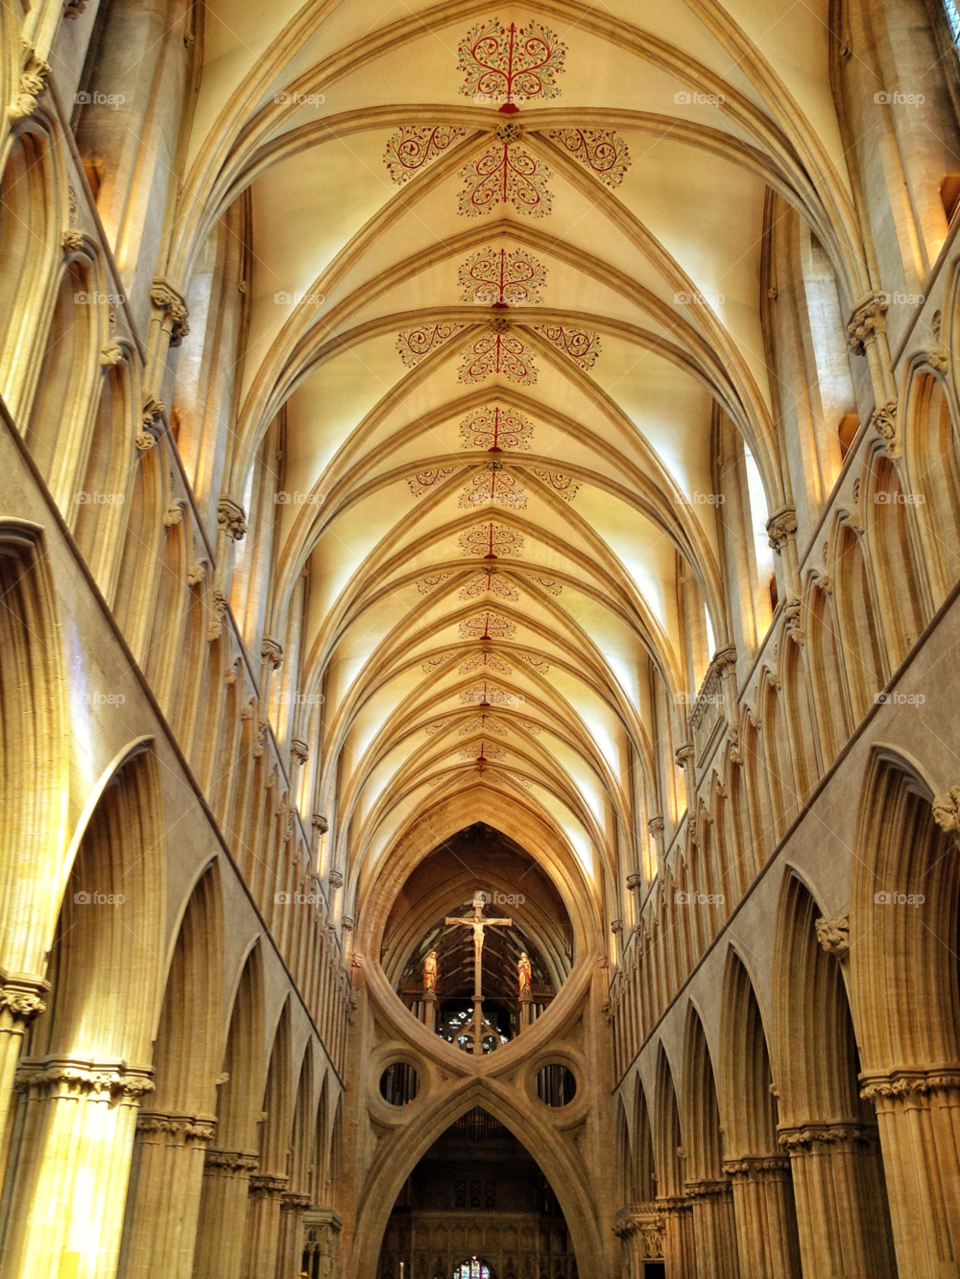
left=280, top=1192, right=313, bottom=1212
left=859, top=1065, right=960, bottom=1101
left=137, top=1111, right=217, bottom=1144
left=722, top=1155, right=790, bottom=1177
left=777, top=1121, right=874, bottom=1151
left=15, top=1056, right=155, bottom=1101
left=684, top=1177, right=732, bottom=1199
left=204, top=1148, right=260, bottom=1173
left=249, top=1173, right=290, bottom=1197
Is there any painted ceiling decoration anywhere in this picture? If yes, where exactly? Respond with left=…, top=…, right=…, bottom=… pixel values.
left=185, top=0, right=870, bottom=912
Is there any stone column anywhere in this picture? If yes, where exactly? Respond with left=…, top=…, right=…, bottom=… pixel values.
left=120, top=1111, right=217, bottom=1279
left=0, top=974, right=48, bottom=1170
left=276, top=1192, right=312, bottom=1279
left=1, top=1055, right=154, bottom=1279
left=723, top=1156, right=801, bottom=1279
left=777, top=1121, right=897, bottom=1279
left=860, top=1066, right=960, bottom=1279
left=300, top=1208, right=342, bottom=1279
left=193, top=1149, right=260, bottom=1279
left=423, top=991, right=437, bottom=1033
left=656, top=1195, right=696, bottom=1278
left=243, top=1173, right=290, bottom=1279
left=613, top=1203, right=665, bottom=1279
left=685, top=1178, right=740, bottom=1279
left=519, top=990, right=532, bottom=1031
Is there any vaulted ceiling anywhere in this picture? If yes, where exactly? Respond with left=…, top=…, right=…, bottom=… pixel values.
left=179, top=0, right=861, bottom=916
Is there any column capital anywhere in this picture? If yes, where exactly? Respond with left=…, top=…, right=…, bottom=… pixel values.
left=204, top=1148, right=260, bottom=1173
left=859, top=1064, right=960, bottom=1102
left=280, top=1192, right=313, bottom=1212
left=846, top=294, right=888, bottom=355
left=15, top=1055, right=155, bottom=1101
left=249, top=1173, right=289, bottom=1197
left=777, top=1120, right=875, bottom=1151
left=136, top=1110, right=217, bottom=1145
left=217, top=496, right=248, bottom=542
left=0, top=972, right=49, bottom=1023
left=722, top=1155, right=790, bottom=1178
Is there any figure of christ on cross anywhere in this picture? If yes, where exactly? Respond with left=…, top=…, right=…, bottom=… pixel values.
left=444, top=891, right=512, bottom=1054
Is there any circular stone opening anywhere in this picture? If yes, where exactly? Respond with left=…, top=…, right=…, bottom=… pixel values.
left=536, top=1064, right=576, bottom=1107
left=379, top=1062, right=419, bottom=1105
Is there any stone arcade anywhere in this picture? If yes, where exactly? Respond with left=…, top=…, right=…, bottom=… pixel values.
left=0, top=2, right=959, bottom=1278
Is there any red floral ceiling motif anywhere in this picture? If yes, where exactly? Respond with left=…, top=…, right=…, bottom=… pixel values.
left=417, top=572, right=452, bottom=594
left=458, top=520, right=524, bottom=559
left=460, top=679, right=516, bottom=706
left=545, top=128, right=632, bottom=187
left=458, top=18, right=566, bottom=113
left=458, top=322, right=537, bottom=385
left=460, top=404, right=535, bottom=452
left=407, top=465, right=461, bottom=497
left=459, top=246, right=546, bottom=307
left=458, top=132, right=552, bottom=217
left=533, top=324, right=601, bottom=369
left=384, top=125, right=468, bottom=183
left=525, top=573, right=563, bottom=596
left=459, top=712, right=508, bottom=737
left=459, top=610, right=517, bottom=641
left=425, top=722, right=447, bottom=735
left=459, top=648, right=514, bottom=675
left=459, top=461, right=527, bottom=510
left=459, top=567, right=520, bottom=602
left=518, top=720, right=541, bottom=736
left=530, top=466, right=581, bottom=502
left=421, top=651, right=456, bottom=673
left=507, top=771, right=532, bottom=788
left=459, top=741, right=507, bottom=762
left=518, top=652, right=551, bottom=674
left=397, top=323, right=465, bottom=368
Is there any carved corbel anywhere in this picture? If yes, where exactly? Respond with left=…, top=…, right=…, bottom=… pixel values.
left=290, top=739, right=309, bottom=766
left=100, top=344, right=126, bottom=367
left=206, top=591, right=229, bottom=641
left=137, top=398, right=164, bottom=451
left=63, top=0, right=87, bottom=18
left=932, top=785, right=960, bottom=832
left=783, top=598, right=805, bottom=644
left=261, top=637, right=283, bottom=669
left=928, top=311, right=949, bottom=372
left=313, top=814, right=330, bottom=835
left=61, top=229, right=84, bottom=253
left=815, top=914, right=850, bottom=957
left=869, top=400, right=899, bottom=458
left=217, top=496, right=247, bottom=542
left=186, top=562, right=206, bottom=587
left=328, top=870, right=343, bottom=889
left=846, top=295, right=888, bottom=357
left=766, top=506, right=798, bottom=554
left=150, top=280, right=190, bottom=346
left=10, top=44, right=51, bottom=121
left=163, top=504, right=184, bottom=528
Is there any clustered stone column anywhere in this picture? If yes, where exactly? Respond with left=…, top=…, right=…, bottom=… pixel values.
left=722, top=1156, right=801, bottom=1279
left=656, top=1195, right=696, bottom=1278
left=244, top=1172, right=291, bottom=1279
left=121, top=1110, right=218, bottom=1279
left=684, top=1178, right=740, bottom=1278
left=860, top=1066, right=960, bottom=1277
left=777, top=1121, right=896, bottom=1278
left=613, top=1203, right=665, bottom=1278
left=192, top=1149, right=260, bottom=1279
left=0, top=974, right=47, bottom=1159
left=2, top=1056, right=154, bottom=1279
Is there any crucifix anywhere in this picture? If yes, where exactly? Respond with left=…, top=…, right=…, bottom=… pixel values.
left=445, top=890, right=512, bottom=1054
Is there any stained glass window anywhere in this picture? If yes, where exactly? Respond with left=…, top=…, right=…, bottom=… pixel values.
left=453, top=1260, right=490, bottom=1279
left=946, top=0, right=960, bottom=45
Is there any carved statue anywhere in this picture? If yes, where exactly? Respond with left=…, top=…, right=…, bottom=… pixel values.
left=518, top=951, right=532, bottom=995
left=423, top=950, right=438, bottom=992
